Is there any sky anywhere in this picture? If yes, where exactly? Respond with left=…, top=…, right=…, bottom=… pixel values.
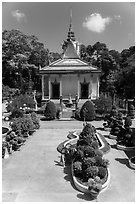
left=2, top=1, right=135, bottom=54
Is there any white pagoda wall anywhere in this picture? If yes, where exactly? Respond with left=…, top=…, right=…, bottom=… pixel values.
left=62, top=74, right=77, bottom=98
left=42, top=72, right=99, bottom=100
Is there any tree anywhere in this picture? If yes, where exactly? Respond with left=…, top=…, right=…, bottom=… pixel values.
left=2, top=29, right=49, bottom=91
left=115, top=46, right=135, bottom=99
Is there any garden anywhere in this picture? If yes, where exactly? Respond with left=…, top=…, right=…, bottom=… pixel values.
left=2, top=93, right=40, bottom=159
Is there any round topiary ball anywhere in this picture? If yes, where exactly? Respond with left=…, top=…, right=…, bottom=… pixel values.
left=44, top=101, right=57, bottom=120
left=80, top=101, right=96, bottom=121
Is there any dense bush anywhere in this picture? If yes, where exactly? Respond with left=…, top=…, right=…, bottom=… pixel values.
left=6, top=94, right=35, bottom=113
left=80, top=101, right=96, bottom=121
left=44, top=101, right=57, bottom=120
left=94, top=94, right=112, bottom=115
left=2, top=85, right=20, bottom=101
left=11, top=114, right=36, bottom=134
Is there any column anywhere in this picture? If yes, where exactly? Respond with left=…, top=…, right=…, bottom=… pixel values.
left=59, top=74, right=62, bottom=97
left=96, top=74, right=99, bottom=98
left=77, top=74, right=80, bottom=99
left=90, top=74, right=93, bottom=99
left=48, top=75, right=51, bottom=99
left=42, top=75, right=44, bottom=100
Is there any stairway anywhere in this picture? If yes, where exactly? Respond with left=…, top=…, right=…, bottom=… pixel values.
left=60, top=107, right=75, bottom=120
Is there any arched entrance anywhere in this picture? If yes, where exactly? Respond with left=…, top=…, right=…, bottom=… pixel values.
left=51, top=79, right=60, bottom=99
left=80, top=79, right=89, bottom=99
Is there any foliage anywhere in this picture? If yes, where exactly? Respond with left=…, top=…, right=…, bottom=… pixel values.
left=44, top=101, right=57, bottom=120
left=95, top=94, right=112, bottom=115
left=85, top=166, right=99, bottom=180
left=64, top=123, right=110, bottom=195
left=117, top=116, right=135, bottom=147
left=10, top=108, right=24, bottom=118
left=98, top=167, right=107, bottom=179
left=6, top=94, right=35, bottom=113
left=2, top=84, right=20, bottom=100
left=80, top=101, right=96, bottom=121
left=2, top=29, right=49, bottom=91
left=73, top=161, right=83, bottom=176
left=11, top=114, right=35, bottom=133
left=30, top=112, right=40, bottom=129
left=124, top=117, right=132, bottom=127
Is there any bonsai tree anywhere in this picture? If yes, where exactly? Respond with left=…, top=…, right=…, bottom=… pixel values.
left=110, top=111, right=123, bottom=137
left=117, top=116, right=135, bottom=147
left=127, top=104, right=135, bottom=119
left=44, top=101, right=57, bottom=120
left=80, top=101, right=96, bottom=121
left=103, top=105, right=118, bottom=128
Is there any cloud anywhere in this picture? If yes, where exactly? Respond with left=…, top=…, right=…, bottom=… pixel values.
left=83, top=13, right=112, bottom=33
left=11, top=10, right=26, bottom=22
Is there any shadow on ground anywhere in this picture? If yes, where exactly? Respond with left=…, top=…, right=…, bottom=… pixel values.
left=63, top=165, right=97, bottom=201
left=63, top=165, right=78, bottom=191
left=77, top=192, right=97, bottom=201
left=115, top=157, right=135, bottom=170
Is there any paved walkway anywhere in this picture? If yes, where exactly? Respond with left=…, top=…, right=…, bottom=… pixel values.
left=2, top=120, right=135, bottom=202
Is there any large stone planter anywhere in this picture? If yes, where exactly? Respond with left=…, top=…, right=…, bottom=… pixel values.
left=2, top=126, right=10, bottom=141
left=71, top=162, right=110, bottom=195
left=116, top=144, right=135, bottom=151
left=104, top=127, right=111, bottom=132
left=128, top=156, right=135, bottom=169
left=109, top=134, right=117, bottom=139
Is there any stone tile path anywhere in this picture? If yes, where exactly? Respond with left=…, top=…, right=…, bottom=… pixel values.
left=2, top=120, right=135, bottom=202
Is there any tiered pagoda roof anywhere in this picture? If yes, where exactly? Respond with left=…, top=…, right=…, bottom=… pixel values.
left=39, top=11, right=101, bottom=74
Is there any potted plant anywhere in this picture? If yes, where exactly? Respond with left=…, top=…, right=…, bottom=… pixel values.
left=127, top=104, right=135, bottom=119
left=129, top=156, right=135, bottom=169
left=116, top=117, right=135, bottom=151
left=109, top=111, right=123, bottom=139
left=103, top=106, right=118, bottom=131
left=62, top=123, right=110, bottom=198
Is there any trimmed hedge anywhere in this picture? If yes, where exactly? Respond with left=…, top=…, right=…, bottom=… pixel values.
left=44, top=101, right=57, bottom=120
left=80, top=100, right=96, bottom=121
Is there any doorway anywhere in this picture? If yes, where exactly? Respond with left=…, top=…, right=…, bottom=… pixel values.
left=81, top=83, right=89, bottom=99
left=52, top=83, right=60, bottom=99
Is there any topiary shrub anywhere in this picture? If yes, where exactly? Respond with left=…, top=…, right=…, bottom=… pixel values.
left=80, top=101, right=96, bottom=121
left=44, top=101, right=57, bottom=120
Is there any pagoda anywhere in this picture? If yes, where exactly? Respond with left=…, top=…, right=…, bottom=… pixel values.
left=39, top=12, right=101, bottom=104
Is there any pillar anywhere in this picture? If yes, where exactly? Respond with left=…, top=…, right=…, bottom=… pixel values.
left=77, top=74, right=80, bottom=99
left=59, top=74, right=62, bottom=97
left=97, top=74, right=99, bottom=98
left=90, top=74, right=93, bottom=99
left=48, top=75, right=51, bottom=99
left=42, top=75, right=44, bottom=100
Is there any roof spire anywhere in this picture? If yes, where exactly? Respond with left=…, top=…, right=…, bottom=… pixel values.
left=67, top=9, right=75, bottom=42
left=70, top=8, right=72, bottom=27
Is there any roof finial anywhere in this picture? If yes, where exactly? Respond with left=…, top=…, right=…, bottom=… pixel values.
left=67, top=8, right=75, bottom=41
left=70, top=8, right=72, bottom=26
